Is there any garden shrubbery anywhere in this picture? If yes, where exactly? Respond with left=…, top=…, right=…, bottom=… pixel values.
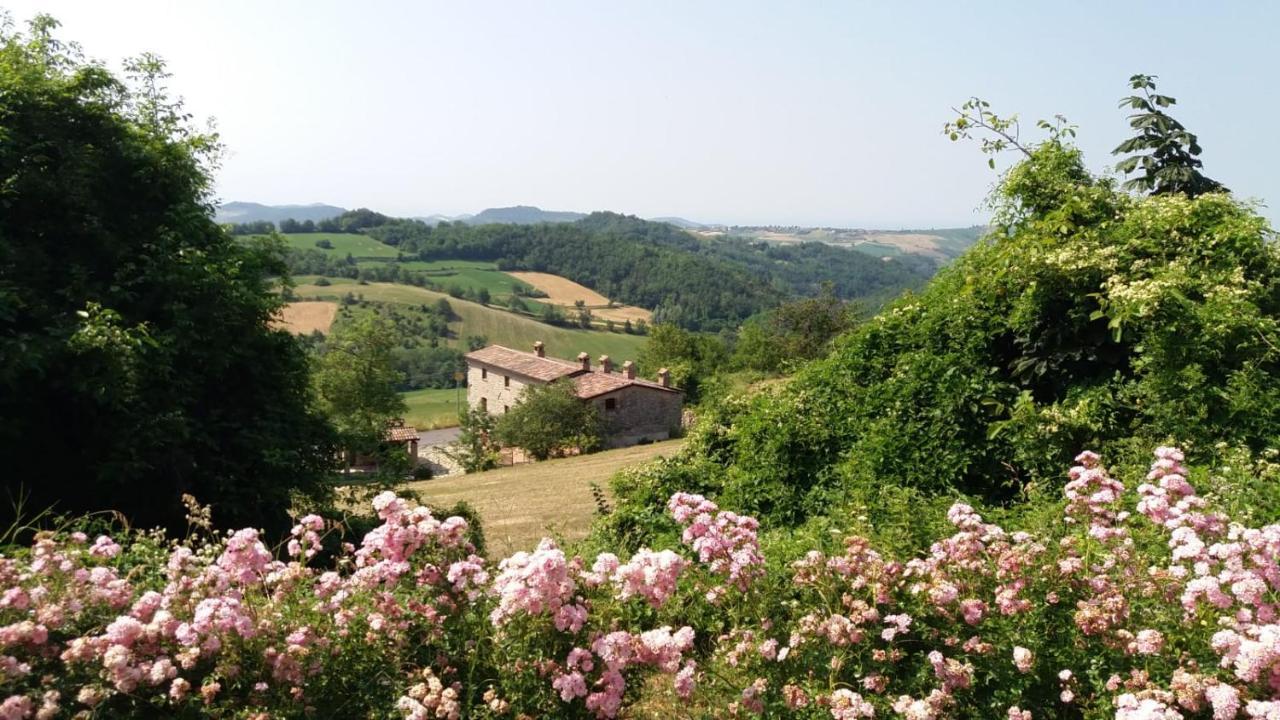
left=5, top=447, right=1280, bottom=717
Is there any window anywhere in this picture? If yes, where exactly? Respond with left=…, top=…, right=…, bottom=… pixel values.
left=503, top=405, right=509, bottom=413
left=504, top=375, right=510, bottom=388
left=479, top=397, right=487, bottom=411
left=481, top=368, right=487, bottom=380
left=604, top=398, right=617, bottom=411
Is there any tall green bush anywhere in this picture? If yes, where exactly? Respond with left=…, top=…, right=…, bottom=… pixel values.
left=607, top=137, right=1279, bottom=534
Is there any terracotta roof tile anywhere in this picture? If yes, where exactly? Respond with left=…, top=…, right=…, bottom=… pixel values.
left=464, top=344, right=682, bottom=396
left=386, top=426, right=419, bottom=442
left=572, top=372, right=634, bottom=399
left=464, top=345, right=582, bottom=382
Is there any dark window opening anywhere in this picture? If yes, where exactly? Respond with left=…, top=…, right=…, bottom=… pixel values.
left=604, top=398, right=617, bottom=411
left=504, top=375, right=510, bottom=387
left=481, top=368, right=487, bottom=380
left=479, top=397, right=487, bottom=411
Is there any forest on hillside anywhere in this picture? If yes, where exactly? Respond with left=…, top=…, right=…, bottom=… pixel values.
left=232, top=206, right=941, bottom=331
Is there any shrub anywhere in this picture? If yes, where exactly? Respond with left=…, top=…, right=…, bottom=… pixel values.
left=614, top=140, right=1280, bottom=534
left=4, top=447, right=1280, bottom=717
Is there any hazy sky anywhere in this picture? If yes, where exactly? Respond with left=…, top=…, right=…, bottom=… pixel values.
left=7, top=1, right=1278, bottom=228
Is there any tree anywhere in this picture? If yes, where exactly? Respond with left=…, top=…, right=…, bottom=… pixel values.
left=495, top=382, right=601, bottom=461
left=638, top=324, right=727, bottom=403
left=732, top=284, right=860, bottom=372
left=476, top=287, right=491, bottom=306
left=448, top=408, right=500, bottom=473
left=0, top=16, right=337, bottom=535
left=313, top=314, right=407, bottom=470
left=1113, top=75, right=1226, bottom=198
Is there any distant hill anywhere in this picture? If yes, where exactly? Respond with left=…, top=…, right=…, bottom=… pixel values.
left=414, top=214, right=474, bottom=226
left=648, top=216, right=707, bottom=229
left=718, top=225, right=986, bottom=262
left=467, top=206, right=587, bottom=225
left=215, top=202, right=346, bottom=225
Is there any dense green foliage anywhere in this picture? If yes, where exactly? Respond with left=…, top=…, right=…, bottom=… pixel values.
left=0, top=17, right=335, bottom=534
left=313, top=314, right=407, bottom=445
left=495, top=381, right=603, bottom=460
left=731, top=285, right=861, bottom=373
left=364, top=212, right=933, bottom=331
left=603, top=137, right=1280, bottom=538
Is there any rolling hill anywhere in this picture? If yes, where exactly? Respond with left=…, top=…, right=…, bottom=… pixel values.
left=290, top=277, right=647, bottom=362
left=466, top=206, right=587, bottom=225
left=216, top=201, right=346, bottom=224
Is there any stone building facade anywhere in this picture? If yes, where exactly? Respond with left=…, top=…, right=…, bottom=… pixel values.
left=464, top=342, right=683, bottom=448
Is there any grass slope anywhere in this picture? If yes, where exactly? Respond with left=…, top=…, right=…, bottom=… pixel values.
left=278, top=233, right=400, bottom=258
left=401, top=387, right=464, bottom=430
left=357, top=260, right=534, bottom=298
left=406, top=439, right=684, bottom=556
left=291, top=277, right=647, bottom=362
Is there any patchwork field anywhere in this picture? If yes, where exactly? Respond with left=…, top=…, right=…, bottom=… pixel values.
left=406, top=439, right=684, bottom=556
left=401, top=387, right=464, bottom=429
left=506, top=271, right=653, bottom=323
left=272, top=301, right=338, bottom=334
left=290, top=277, right=647, bottom=362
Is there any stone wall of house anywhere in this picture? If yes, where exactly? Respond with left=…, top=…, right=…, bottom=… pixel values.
left=591, top=385, right=684, bottom=448
left=466, top=363, right=537, bottom=416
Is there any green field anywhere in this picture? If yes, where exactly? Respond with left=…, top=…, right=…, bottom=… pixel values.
left=292, top=277, right=647, bottom=362
left=278, top=233, right=401, bottom=258
left=356, top=260, right=534, bottom=298
left=401, top=387, right=465, bottom=429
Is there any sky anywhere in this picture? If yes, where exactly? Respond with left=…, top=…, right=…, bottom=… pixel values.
left=6, top=1, right=1278, bottom=228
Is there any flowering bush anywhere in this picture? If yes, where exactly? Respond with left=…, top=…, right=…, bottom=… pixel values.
left=4, top=448, right=1280, bottom=718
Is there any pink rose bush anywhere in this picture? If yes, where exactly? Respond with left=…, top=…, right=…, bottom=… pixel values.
left=4, top=448, right=1280, bottom=717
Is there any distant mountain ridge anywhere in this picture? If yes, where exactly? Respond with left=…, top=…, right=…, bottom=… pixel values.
left=215, top=201, right=982, bottom=260
left=215, top=201, right=346, bottom=224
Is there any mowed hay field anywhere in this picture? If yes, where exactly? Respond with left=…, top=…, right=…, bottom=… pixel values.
left=406, top=439, right=684, bottom=556
left=505, top=271, right=653, bottom=323
left=291, top=277, right=647, bottom=361
left=272, top=301, right=338, bottom=334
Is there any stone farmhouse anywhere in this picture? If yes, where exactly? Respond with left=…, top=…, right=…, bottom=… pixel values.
left=464, top=341, right=683, bottom=448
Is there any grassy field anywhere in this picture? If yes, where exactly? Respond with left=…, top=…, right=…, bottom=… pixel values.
left=292, top=277, right=648, bottom=362
left=358, top=260, right=534, bottom=299
left=401, top=387, right=464, bottom=429
left=406, top=439, right=684, bottom=556
left=277, top=232, right=401, bottom=258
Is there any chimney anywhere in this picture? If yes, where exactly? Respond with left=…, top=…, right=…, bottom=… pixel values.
left=577, top=352, right=590, bottom=372
left=599, top=355, right=612, bottom=374
left=622, top=360, right=636, bottom=379
left=657, top=368, right=671, bottom=388
left=533, top=341, right=545, bottom=358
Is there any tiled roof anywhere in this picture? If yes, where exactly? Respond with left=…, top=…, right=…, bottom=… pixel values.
left=464, top=345, right=582, bottom=382
left=385, top=426, right=419, bottom=442
left=571, top=372, right=633, bottom=399
left=465, top=344, right=682, bottom=397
